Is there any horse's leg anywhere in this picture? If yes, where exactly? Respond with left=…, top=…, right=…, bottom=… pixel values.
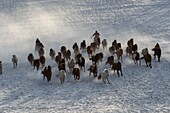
left=117, top=70, right=120, bottom=77
left=78, top=75, right=80, bottom=80
left=120, top=70, right=123, bottom=76
left=63, top=77, right=65, bottom=83
left=60, top=77, right=62, bottom=84
left=139, top=59, right=141, bottom=65
left=84, top=66, right=85, bottom=72
left=12, top=62, right=14, bottom=68
left=149, top=62, right=152, bottom=68
left=89, top=72, right=91, bottom=76
left=102, top=79, right=106, bottom=84
left=158, top=55, right=161, bottom=62
left=43, top=75, right=45, bottom=81
left=107, top=78, right=110, bottom=84
left=74, top=75, right=76, bottom=81
left=145, top=61, right=148, bottom=67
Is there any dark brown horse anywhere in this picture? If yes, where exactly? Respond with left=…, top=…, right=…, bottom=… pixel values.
left=111, top=61, right=123, bottom=77
left=33, top=59, right=40, bottom=70
left=72, top=67, right=80, bottom=81
left=152, top=43, right=161, bottom=62
left=88, top=64, right=98, bottom=78
left=28, top=53, right=34, bottom=66
left=42, top=65, right=52, bottom=82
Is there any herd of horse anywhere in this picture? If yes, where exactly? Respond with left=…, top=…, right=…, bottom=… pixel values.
left=0, top=32, right=162, bottom=84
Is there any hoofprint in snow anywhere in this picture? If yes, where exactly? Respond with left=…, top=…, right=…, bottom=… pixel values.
left=0, top=0, right=170, bottom=113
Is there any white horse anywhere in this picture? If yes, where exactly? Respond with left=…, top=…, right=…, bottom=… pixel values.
left=57, top=70, right=66, bottom=84
left=98, top=69, right=110, bottom=84
left=67, top=59, right=75, bottom=72
left=12, top=55, right=18, bottom=68
left=102, top=39, right=107, bottom=50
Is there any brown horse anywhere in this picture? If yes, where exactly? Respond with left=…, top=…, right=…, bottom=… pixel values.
left=105, top=55, right=114, bottom=68
left=86, top=46, right=93, bottom=58
left=55, top=52, right=62, bottom=64
left=12, top=55, right=18, bottom=68
left=88, top=64, right=98, bottom=78
left=140, top=53, right=152, bottom=68
left=132, top=52, right=141, bottom=65
left=90, top=42, right=97, bottom=54
left=127, top=38, right=134, bottom=48
left=72, top=67, right=80, bottom=81
left=80, top=40, right=86, bottom=51
left=42, top=65, right=52, bottom=82
left=28, top=53, right=34, bottom=66
left=35, top=38, right=44, bottom=52
left=152, top=43, right=161, bottom=62
left=144, top=54, right=152, bottom=68
left=38, top=48, right=45, bottom=56
left=115, top=48, right=123, bottom=61
left=49, top=48, right=56, bottom=60
left=33, top=59, right=40, bottom=70
left=111, top=61, right=123, bottom=77
left=39, top=56, right=46, bottom=68
left=90, top=52, right=104, bottom=65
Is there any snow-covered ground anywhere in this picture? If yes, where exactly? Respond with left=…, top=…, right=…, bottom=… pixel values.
left=0, top=0, right=170, bottom=112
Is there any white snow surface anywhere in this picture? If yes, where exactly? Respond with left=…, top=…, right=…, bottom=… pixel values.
left=0, top=0, right=170, bottom=113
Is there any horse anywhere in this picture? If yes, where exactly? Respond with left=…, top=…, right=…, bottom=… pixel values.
left=132, top=44, right=138, bottom=53
left=141, top=48, right=149, bottom=56
left=141, top=54, right=152, bottom=68
left=112, top=40, right=119, bottom=50
left=86, top=46, right=93, bottom=58
left=109, top=46, right=115, bottom=55
left=39, top=55, right=46, bottom=68
left=152, top=43, right=161, bottom=62
left=126, top=46, right=132, bottom=57
left=111, top=61, right=123, bottom=77
left=12, top=55, right=18, bottom=68
left=127, top=38, right=134, bottom=47
left=94, top=37, right=100, bottom=49
left=132, top=51, right=141, bottom=65
left=33, top=59, right=40, bottom=70
left=38, top=48, right=45, bottom=56
left=27, top=53, right=34, bottom=66
left=102, top=39, right=107, bottom=50
left=57, top=70, right=66, bottom=84
left=60, top=46, right=67, bottom=57
left=42, top=65, right=52, bottom=82
left=67, top=59, right=75, bottom=72
left=88, top=64, right=97, bottom=78
left=35, top=38, right=44, bottom=52
left=55, top=52, right=62, bottom=64
left=72, top=67, right=80, bottom=81
left=98, top=69, right=110, bottom=84
left=90, top=42, right=97, bottom=54
left=63, top=49, right=71, bottom=61
left=76, top=56, right=85, bottom=72
left=90, top=52, right=104, bottom=65
left=72, top=42, right=79, bottom=50
left=49, top=48, right=56, bottom=60
left=115, top=48, right=123, bottom=61
left=105, top=55, right=114, bottom=68
left=58, top=58, right=66, bottom=72
left=80, top=40, right=86, bottom=52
